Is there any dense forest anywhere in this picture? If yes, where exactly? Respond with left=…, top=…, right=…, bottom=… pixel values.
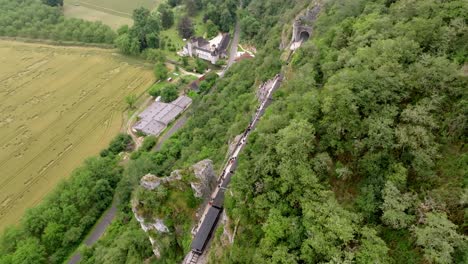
left=0, top=0, right=466, bottom=263
left=0, top=0, right=115, bottom=44
left=220, top=0, right=468, bottom=263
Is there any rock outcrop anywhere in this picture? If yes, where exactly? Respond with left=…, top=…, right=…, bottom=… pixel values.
left=140, top=170, right=182, bottom=190
left=190, top=159, right=216, bottom=199
left=134, top=159, right=217, bottom=259
left=132, top=203, right=169, bottom=258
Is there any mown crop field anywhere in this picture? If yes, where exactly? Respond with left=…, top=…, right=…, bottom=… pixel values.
left=0, top=40, right=154, bottom=231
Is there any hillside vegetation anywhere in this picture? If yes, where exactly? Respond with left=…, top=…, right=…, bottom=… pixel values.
left=0, top=0, right=466, bottom=264
left=220, top=0, right=467, bottom=263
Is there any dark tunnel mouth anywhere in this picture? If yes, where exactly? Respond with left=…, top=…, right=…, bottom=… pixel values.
left=299, top=31, right=310, bottom=41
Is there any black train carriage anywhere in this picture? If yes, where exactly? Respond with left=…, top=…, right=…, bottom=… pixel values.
left=190, top=206, right=221, bottom=254
left=212, top=188, right=225, bottom=209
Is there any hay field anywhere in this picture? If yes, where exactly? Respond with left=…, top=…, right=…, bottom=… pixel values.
left=0, top=40, right=154, bottom=231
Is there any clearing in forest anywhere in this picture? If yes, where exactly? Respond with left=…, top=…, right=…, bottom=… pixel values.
left=63, top=0, right=161, bottom=29
left=0, top=40, right=154, bottom=231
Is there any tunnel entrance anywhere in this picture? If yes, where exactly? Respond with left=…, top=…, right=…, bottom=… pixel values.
left=299, top=31, right=310, bottom=42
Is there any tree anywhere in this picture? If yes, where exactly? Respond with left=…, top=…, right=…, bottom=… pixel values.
left=195, top=58, right=207, bottom=73
left=184, top=0, right=198, bottom=16
left=381, top=178, right=416, bottom=229
left=182, top=56, right=189, bottom=67
left=42, top=223, right=65, bottom=253
left=108, top=134, right=133, bottom=154
left=160, top=85, right=178, bottom=102
left=115, top=33, right=140, bottom=55
left=178, top=16, right=194, bottom=38
left=130, top=7, right=161, bottom=50
left=413, top=212, right=465, bottom=264
left=355, top=227, right=390, bottom=263
left=158, top=4, right=174, bottom=29
left=154, top=62, right=168, bottom=81
left=11, top=238, right=46, bottom=264
left=168, top=0, right=181, bottom=7
left=206, top=19, right=219, bottom=38
left=125, top=94, right=137, bottom=109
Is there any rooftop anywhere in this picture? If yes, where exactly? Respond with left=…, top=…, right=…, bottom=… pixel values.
left=133, top=95, right=192, bottom=136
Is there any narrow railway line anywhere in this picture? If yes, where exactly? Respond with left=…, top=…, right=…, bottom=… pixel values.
left=183, top=74, right=283, bottom=263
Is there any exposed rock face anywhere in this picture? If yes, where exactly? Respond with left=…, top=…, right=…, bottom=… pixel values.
left=140, top=171, right=182, bottom=190
left=190, top=159, right=216, bottom=199
left=221, top=210, right=235, bottom=245
left=132, top=204, right=169, bottom=258
left=134, top=160, right=216, bottom=259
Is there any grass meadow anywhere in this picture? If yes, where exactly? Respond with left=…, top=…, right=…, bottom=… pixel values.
left=64, top=0, right=162, bottom=29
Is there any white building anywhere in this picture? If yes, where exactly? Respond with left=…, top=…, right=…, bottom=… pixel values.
left=181, top=33, right=230, bottom=64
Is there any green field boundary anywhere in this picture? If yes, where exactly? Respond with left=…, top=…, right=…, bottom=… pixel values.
left=74, top=1, right=133, bottom=18
left=0, top=36, right=115, bottom=49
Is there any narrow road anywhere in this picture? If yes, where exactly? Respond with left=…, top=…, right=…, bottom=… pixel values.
left=155, top=115, right=188, bottom=151
left=220, top=21, right=240, bottom=77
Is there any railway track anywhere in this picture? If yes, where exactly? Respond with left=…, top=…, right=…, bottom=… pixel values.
left=184, top=74, right=283, bottom=263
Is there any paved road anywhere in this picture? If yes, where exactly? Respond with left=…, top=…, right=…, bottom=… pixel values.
left=155, top=115, right=188, bottom=151
left=220, top=21, right=240, bottom=77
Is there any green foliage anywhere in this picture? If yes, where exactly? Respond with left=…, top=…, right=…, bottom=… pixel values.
left=217, top=0, right=467, bottom=263
left=130, top=7, right=161, bottom=50
left=195, top=58, right=207, bottom=73
left=178, top=16, right=194, bottom=38
left=148, top=82, right=164, bottom=97
left=107, top=134, right=133, bottom=155
left=198, top=72, right=219, bottom=93
left=413, top=212, right=465, bottom=264
left=0, top=156, right=122, bottom=263
left=79, top=217, right=153, bottom=264
left=125, top=94, right=137, bottom=109
left=160, top=84, right=179, bottom=102
left=205, top=19, right=219, bottom=38
left=154, top=62, right=169, bottom=81
left=158, top=3, right=175, bottom=29
left=381, top=182, right=415, bottom=229
left=0, top=0, right=116, bottom=44
left=115, top=33, right=140, bottom=55
left=202, top=0, right=237, bottom=32
left=141, top=136, right=157, bottom=152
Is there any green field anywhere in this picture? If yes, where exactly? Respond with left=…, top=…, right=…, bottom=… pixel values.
left=65, top=0, right=161, bottom=17
left=64, top=0, right=162, bottom=29
left=0, top=40, right=154, bottom=231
